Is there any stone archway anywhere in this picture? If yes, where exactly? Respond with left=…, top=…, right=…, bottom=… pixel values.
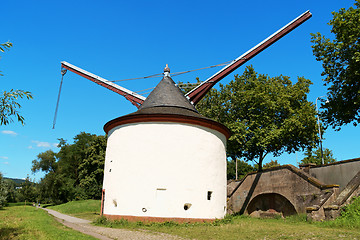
left=247, top=193, right=297, bottom=217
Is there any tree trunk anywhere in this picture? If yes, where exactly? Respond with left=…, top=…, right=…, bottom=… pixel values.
left=232, top=156, right=238, bottom=180
left=258, top=152, right=264, bottom=172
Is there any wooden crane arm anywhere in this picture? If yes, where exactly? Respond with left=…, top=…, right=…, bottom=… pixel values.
left=61, top=61, right=146, bottom=108
left=185, top=10, right=312, bottom=105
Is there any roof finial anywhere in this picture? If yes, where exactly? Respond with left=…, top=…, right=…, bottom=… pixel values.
left=164, top=64, right=170, bottom=77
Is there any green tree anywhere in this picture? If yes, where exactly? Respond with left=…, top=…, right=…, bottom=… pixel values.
left=3, top=179, right=16, bottom=203
left=227, top=159, right=255, bottom=180
left=32, top=132, right=107, bottom=203
left=177, top=77, right=203, bottom=94
left=56, top=132, right=100, bottom=186
left=78, top=135, right=106, bottom=199
left=0, top=173, right=8, bottom=207
left=31, top=150, right=58, bottom=173
left=0, top=42, right=12, bottom=70
left=197, top=66, right=318, bottom=171
left=263, top=160, right=281, bottom=169
left=311, top=1, right=360, bottom=129
left=300, top=147, right=336, bottom=166
left=254, top=160, right=281, bottom=171
left=36, top=171, right=69, bottom=204
left=0, top=41, right=33, bottom=125
left=17, top=176, right=37, bottom=202
left=32, top=150, right=65, bottom=203
left=0, top=41, right=12, bottom=51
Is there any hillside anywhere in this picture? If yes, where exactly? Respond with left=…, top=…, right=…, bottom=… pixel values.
left=4, top=177, right=26, bottom=186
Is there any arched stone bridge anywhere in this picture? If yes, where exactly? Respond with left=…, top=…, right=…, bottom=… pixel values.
left=227, top=165, right=340, bottom=217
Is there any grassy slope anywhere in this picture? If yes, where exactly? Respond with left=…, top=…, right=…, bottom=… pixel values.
left=0, top=205, right=97, bottom=240
left=48, top=199, right=101, bottom=221
left=96, top=215, right=360, bottom=240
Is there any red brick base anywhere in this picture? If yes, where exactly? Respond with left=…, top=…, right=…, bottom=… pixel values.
left=103, top=214, right=216, bottom=223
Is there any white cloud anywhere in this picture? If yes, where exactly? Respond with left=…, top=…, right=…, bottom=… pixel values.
left=31, top=140, right=58, bottom=148
left=1, top=130, right=18, bottom=136
left=0, top=156, right=9, bottom=160
left=32, top=140, right=51, bottom=148
left=2, top=162, right=9, bottom=165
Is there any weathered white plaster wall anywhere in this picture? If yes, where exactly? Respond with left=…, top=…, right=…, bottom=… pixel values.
left=102, top=122, right=227, bottom=220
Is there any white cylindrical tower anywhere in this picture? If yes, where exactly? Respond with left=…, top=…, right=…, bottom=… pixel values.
left=102, top=71, right=230, bottom=222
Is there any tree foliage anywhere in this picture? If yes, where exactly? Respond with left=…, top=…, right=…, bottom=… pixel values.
left=78, top=135, right=106, bottom=199
left=0, top=42, right=13, bottom=76
left=32, top=132, right=106, bottom=204
left=263, top=160, right=281, bottom=169
left=0, top=173, right=8, bottom=207
left=227, top=159, right=255, bottom=180
left=300, top=147, right=336, bottom=166
left=0, top=89, right=33, bottom=125
left=17, top=176, right=37, bottom=202
left=0, top=176, right=26, bottom=204
left=0, top=41, right=12, bottom=53
left=0, top=42, right=33, bottom=125
left=196, top=66, right=319, bottom=171
left=3, top=179, right=16, bottom=203
left=31, top=150, right=57, bottom=173
left=311, top=1, right=360, bottom=129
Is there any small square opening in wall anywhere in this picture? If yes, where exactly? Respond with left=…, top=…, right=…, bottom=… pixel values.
left=207, top=191, right=213, bottom=200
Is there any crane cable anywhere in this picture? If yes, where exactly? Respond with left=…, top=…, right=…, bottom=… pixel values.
left=52, top=68, right=67, bottom=129
left=110, top=60, right=235, bottom=83
left=51, top=59, right=238, bottom=128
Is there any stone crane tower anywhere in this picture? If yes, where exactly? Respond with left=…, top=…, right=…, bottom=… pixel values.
left=58, top=11, right=312, bottom=222
left=101, top=66, right=230, bottom=222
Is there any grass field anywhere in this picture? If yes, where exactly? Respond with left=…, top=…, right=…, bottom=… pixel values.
left=0, top=203, right=97, bottom=240
left=50, top=199, right=360, bottom=239
left=47, top=199, right=101, bottom=221
left=95, top=214, right=360, bottom=240
left=4, top=199, right=360, bottom=240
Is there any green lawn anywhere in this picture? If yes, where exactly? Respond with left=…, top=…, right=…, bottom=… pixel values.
left=47, top=199, right=101, bottom=221
left=30, top=199, right=360, bottom=239
left=95, top=214, right=360, bottom=240
left=0, top=204, right=97, bottom=240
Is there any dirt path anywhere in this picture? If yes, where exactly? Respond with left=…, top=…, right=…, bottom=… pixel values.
left=41, top=208, right=187, bottom=240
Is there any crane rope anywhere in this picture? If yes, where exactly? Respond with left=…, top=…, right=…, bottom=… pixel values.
left=134, top=87, right=156, bottom=93
left=52, top=69, right=67, bottom=129
left=52, top=59, right=236, bottom=128
left=110, top=60, right=234, bottom=83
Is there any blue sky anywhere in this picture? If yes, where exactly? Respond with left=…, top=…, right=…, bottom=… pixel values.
left=1, top=0, right=358, bottom=180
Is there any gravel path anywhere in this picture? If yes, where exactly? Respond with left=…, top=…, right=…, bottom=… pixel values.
left=42, top=208, right=188, bottom=240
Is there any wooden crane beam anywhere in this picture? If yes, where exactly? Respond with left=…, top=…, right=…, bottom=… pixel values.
left=185, top=10, right=312, bottom=105
left=61, top=61, right=146, bottom=108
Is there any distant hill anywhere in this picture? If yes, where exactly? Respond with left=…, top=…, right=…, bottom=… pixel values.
left=4, top=177, right=26, bottom=186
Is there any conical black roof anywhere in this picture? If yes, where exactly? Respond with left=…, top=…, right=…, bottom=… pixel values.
left=104, top=74, right=230, bottom=138
left=138, top=76, right=197, bottom=112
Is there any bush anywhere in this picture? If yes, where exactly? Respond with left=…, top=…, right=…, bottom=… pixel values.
left=322, top=196, right=360, bottom=229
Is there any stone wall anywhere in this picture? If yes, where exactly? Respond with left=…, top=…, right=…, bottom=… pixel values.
left=227, top=165, right=339, bottom=217
left=308, top=158, right=360, bottom=191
